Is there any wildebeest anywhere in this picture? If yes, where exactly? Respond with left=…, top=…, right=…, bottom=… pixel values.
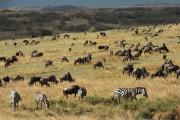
left=45, top=60, right=53, bottom=67
left=12, top=75, right=24, bottom=82
left=61, top=56, right=69, bottom=62
left=60, top=72, right=75, bottom=82
left=123, top=64, right=134, bottom=76
left=39, top=78, right=50, bottom=87
left=31, top=51, right=43, bottom=58
left=64, top=34, right=70, bottom=39
left=93, top=61, right=104, bottom=69
left=63, top=85, right=86, bottom=100
left=0, top=56, right=6, bottom=62
left=151, top=69, right=167, bottom=79
left=74, top=54, right=92, bottom=65
left=34, top=92, right=49, bottom=109
left=99, top=32, right=106, bottom=37
left=28, top=76, right=41, bottom=86
left=159, top=43, right=169, bottom=53
left=2, top=76, right=10, bottom=85
left=98, top=45, right=109, bottom=51
left=48, top=75, right=58, bottom=84
left=5, top=56, right=18, bottom=68
left=15, top=51, right=24, bottom=57
left=133, top=67, right=149, bottom=80
left=9, top=90, right=22, bottom=111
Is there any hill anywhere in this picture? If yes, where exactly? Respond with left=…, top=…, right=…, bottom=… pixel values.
left=0, top=7, right=180, bottom=39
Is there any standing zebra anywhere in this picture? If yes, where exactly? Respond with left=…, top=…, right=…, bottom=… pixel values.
left=9, top=90, right=22, bottom=111
left=34, top=92, right=49, bottom=109
left=112, top=87, right=148, bottom=103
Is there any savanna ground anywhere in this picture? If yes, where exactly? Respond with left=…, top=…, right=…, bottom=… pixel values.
left=0, top=23, right=180, bottom=120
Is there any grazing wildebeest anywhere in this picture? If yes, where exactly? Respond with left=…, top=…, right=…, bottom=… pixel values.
left=93, top=61, right=104, bottom=69
left=9, top=90, right=22, bottom=111
left=99, top=32, right=106, bottom=37
left=133, top=67, right=149, bottom=80
left=31, top=51, right=43, bottom=58
left=12, top=75, right=24, bottom=82
left=28, top=76, right=41, bottom=86
left=14, top=42, right=17, bottom=46
left=34, top=92, right=49, bottom=109
left=151, top=69, right=167, bottom=79
left=15, top=51, right=24, bottom=57
left=2, top=76, right=10, bottom=85
left=39, top=78, right=50, bottom=87
left=48, top=75, right=58, bottom=84
left=64, top=34, right=70, bottom=39
left=123, top=64, right=134, bottom=76
left=176, top=69, right=180, bottom=79
left=112, top=87, right=148, bottom=104
left=74, top=54, right=92, bottom=65
left=23, top=40, right=29, bottom=45
left=166, top=65, right=179, bottom=75
left=61, top=56, right=69, bottom=62
left=0, top=56, right=6, bottom=62
left=63, top=85, right=86, bottom=100
left=98, top=45, right=109, bottom=51
left=69, top=48, right=72, bottom=52
left=159, top=43, right=169, bottom=53
left=45, top=60, right=53, bottom=67
left=60, top=72, right=75, bottom=82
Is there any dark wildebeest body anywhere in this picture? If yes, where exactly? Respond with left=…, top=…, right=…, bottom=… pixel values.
left=63, top=85, right=87, bottom=100
left=48, top=75, right=58, bottom=84
left=151, top=70, right=167, bottom=79
left=2, top=76, right=10, bottom=85
left=13, top=75, right=24, bottom=82
left=94, top=61, right=104, bottom=69
left=133, top=67, right=149, bottom=80
left=60, top=72, right=75, bottom=82
left=39, top=78, right=50, bottom=87
left=123, top=64, right=134, bottom=76
left=28, top=76, right=41, bottom=86
left=45, top=60, right=53, bottom=67
left=98, top=45, right=109, bottom=51
left=64, top=34, right=70, bottom=39
left=61, top=56, right=69, bottom=62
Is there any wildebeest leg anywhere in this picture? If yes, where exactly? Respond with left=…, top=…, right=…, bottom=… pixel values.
left=74, top=93, right=76, bottom=98
left=40, top=101, right=42, bottom=109
left=36, top=101, right=39, bottom=109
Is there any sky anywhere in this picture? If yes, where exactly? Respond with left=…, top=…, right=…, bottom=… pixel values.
left=0, top=0, right=180, bottom=8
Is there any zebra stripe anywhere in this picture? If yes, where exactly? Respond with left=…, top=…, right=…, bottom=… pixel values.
left=9, top=90, right=21, bottom=111
left=112, top=87, right=148, bottom=103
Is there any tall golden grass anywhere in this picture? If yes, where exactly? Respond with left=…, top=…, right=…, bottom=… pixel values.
left=0, top=24, right=179, bottom=119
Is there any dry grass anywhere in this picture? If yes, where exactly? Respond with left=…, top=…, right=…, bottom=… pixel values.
left=0, top=23, right=180, bottom=120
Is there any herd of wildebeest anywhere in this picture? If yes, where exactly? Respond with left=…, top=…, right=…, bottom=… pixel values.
left=1, top=24, right=180, bottom=111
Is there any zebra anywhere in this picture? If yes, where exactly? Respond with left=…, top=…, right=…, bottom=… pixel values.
left=9, top=90, right=22, bottom=111
left=112, top=87, right=148, bottom=103
left=77, top=87, right=87, bottom=100
left=34, top=92, right=49, bottom=109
